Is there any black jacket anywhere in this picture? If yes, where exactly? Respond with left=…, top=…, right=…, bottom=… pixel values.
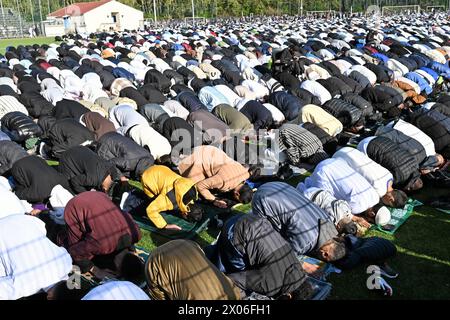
left=335, top=235, right=397, bottom=270
left=119, top=86, right=149, bottom=108
left=268, top=91, right=304, bottom=121
left=335, top=74, right=364, bottom=94
left=53, top=99, right=90, bottom=120
left=144, top=69, right=172, bottom=94
left=11, top=155, right=70, bottom=203
left=47, top=118, right=95, bottom=159
left=376, top=126, right=427, bottom=166
left=1, top=111, right=43, bottom=142
left=163, top=69, right=184, bottom=85
left=348, top=70, right=371, bottom=88
left=58, top=145, right=119, bottom=194
left=18, top=91, right=54, bottom=118
left=322, top=99, right=363, bottom=128
left=367, top=136, right=420, bottom=187
left=138, top=84, right=168, bottom=104
left=162, top=116, right=202, bottom=150
left=175, top=66, right=197, bottom=83
left=216, top=214, right=307, bottom=298
left=98, top=69, right=116, bottom=90
left=177, top=91, right=207, bottom=112
left=0, top=140, right=28, bottom=175
left=341, top=92, right=374, bottom=118
left=240, top=100, right=273, bottom=130
left=409, top=110, right=450, bottom=157
left=96, top=132, right=154, bottom=178
left=361, top=86, right=399, bottom=113
left=364, top=63, right=391, bottom=83
left=317, top=77, right=353, bottom=97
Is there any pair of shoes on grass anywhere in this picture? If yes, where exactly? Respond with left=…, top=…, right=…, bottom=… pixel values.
left=373, top=264, right=399, bottom=297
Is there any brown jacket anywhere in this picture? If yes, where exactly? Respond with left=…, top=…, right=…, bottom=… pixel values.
left=178, top=145, right=250, bottom=201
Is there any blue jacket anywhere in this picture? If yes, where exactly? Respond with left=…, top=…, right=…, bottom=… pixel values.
left=404, top=72, right=433, bottom=95
left=419, top=67, right=440, bottom=81
left=372, top=52, right=389, bottom=64
left=112, top=67, right=135, bottom=82
left=428, top=61, right=450, bottom=79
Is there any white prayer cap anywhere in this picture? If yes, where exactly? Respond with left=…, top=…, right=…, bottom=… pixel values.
left=375, top=206, right=391, bottom=226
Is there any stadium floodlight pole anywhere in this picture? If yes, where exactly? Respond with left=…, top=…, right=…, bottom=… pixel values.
left=38, top=0, right=43, bottom=35
left=153, top=0, right=156, bottom=24
left=191, top=0, right=195, bottom=26
left=47, top=0, right=51, bottom=15
left=29, top=0, right=35, bottom=26
left=0, top=0, right=3, bottom=16
left=15, top=0, right=23, bottom=37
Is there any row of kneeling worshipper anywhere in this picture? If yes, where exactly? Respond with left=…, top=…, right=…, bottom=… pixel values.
left=0, top=12, right=450, bottom=300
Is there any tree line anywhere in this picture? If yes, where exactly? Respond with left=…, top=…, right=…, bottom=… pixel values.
left=0, top=0, right=447, bottom=22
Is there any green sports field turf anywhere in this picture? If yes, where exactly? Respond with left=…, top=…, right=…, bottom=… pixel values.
left=0, top=37, right=56, bottom=54
left=136, top=178, right=450, bottom=300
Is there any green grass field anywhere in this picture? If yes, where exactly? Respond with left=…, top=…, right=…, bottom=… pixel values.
left=0, top=37, right=56, bottom=54
left=136, top=177, right=450, bottom=300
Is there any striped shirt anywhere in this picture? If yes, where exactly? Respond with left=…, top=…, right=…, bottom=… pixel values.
left=0, top=96, right=29, bottom=120
left=0, top=215, right=72, bottom=300
left=81, top=281, right=150, bottom=300
left=277, top=124, right=325, bottom=165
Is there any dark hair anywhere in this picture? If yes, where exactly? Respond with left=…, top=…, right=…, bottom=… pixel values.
left=238, top=184, right=254, bottom=204
left=120, top=253, right=145, bottom=284
left=404, top=177, right=423, bottom=192
left=390, top=189, right=408, bottom=208
left=248, top=163, right=263, bottom=180
left=48, top=281, right=89, bottom=300
left=307, top=151, right=329, bottom=165
left=186, top=203, right=203, bottom=222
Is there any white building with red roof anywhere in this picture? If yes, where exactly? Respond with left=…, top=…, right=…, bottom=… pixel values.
left=45, top=0, right=144, bottom=35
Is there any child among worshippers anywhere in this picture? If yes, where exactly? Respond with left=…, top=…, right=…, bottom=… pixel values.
left=132, top=165, right=204, bottom=231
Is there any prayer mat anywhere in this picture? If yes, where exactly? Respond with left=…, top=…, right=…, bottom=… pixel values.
left=372, top=199, right=423, bottom=235
left=243, top=277, right=332, bottom=301
left=46, top=160, right=59, bottom=166
left=298, top=255, right=341, bottom=281
left=25, top=137, right=39, bottom=150
left=132, top=208, right=218, bottom=240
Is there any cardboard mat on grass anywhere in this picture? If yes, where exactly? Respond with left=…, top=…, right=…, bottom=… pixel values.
left=372, top=199, right=423, bottom=235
